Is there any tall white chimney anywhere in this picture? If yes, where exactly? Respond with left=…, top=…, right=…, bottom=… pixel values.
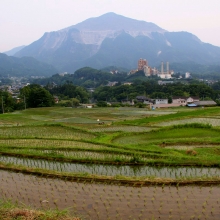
left=161, top=62, right=164, bottom=74
left=167, top=62, right=169, bottom=74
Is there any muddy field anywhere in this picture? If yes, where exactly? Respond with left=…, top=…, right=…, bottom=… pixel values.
left=0, top=170, right=220, bottom=220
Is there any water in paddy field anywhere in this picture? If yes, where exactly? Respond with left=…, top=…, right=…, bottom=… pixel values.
left=0, top=170, right=220, bottom=220
left=0, top=155, right=220, bottom=179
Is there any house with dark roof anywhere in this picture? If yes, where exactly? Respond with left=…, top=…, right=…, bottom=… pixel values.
left=136, top=96, right=154, bottom=104
left=194, top=100, right=217, bottom=106
left=121, top=99, right=134, bottom=105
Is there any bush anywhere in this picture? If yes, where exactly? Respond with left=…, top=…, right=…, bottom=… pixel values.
left=186, top=150, right=197, bottom=156
left=172, top=123, right=212, bottom=129
left=96, top=101, right=108, bottom=107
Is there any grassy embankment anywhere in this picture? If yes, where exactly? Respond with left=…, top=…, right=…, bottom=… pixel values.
left=0, top=199, right=80, bottom=220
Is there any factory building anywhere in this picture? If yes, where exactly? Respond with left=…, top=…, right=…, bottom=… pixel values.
left=138, top=58, right=148, bottom=70
left=137, top=59, right=174, bottom=79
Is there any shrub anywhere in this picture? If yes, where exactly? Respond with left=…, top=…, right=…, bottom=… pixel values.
left=172, top=123, right=212, bottom=129
left=186, top=149, right=197, bottom=156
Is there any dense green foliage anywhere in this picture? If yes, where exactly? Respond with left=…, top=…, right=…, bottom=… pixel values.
left=0, top=91, right=16, bottom=113
left=34, top=67, right=127, bottom=88
left=94, top=80, right=219, bottom=101
left=20, top=84, right=55, bottom=108
left=31, top=66, right=220, bottom=104
left=170, top=62, right=220, bottom=79
left=46, top=83, right=89, bottom=103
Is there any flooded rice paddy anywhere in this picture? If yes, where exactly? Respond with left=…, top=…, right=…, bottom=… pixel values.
left=0, top=170, right=220, bottom=220
left=0, top=156, right=220, bottom=179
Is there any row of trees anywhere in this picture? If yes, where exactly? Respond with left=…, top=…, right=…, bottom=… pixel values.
left=46, top=83, right=89, bottom=103
left=0, top=83, right=90, bottom=112
left=93, top=80, right=220, bottom=102
left=1, top=77, right=220, bottom=113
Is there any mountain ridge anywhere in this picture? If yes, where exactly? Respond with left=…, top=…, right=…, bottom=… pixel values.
left=0, top=53, right=57, bottom=77
left=4, top=45, right=26, bottom=56
left=14, top=12, right=220, bottom=73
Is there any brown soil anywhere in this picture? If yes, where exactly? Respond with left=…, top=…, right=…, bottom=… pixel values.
left=0, top=208, right=80, bottom=220
left=0, top=170, right=220, bottom=220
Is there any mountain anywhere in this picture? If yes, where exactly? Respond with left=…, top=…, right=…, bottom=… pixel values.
left=33, top=67, right=128, bottom=88
left=0, top=53, right=58, bottom=77
left=15, top=12, right=220, bottom=73
left=4, top=45, right=26, bottom=56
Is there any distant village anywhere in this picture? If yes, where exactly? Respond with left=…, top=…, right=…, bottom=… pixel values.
left=0, top=57, right=219, bottom=109
left=121, top=96, right=217, bottom=109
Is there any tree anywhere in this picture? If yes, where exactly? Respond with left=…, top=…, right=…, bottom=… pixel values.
left=96, top=101, right=108, bottom=107
left=71, top=98, right=80, bottom=107
left=48, top=83, right=89, bottom=103
left=0, top=91, right=16, bottom=113
left=20, top=84, right=54, bottom=108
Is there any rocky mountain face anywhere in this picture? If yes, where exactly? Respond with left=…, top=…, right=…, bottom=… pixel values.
left=14, top=12, right=220, bottom=73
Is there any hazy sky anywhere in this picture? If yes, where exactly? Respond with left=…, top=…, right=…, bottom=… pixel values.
left=1, top=0, right=220, bottom=52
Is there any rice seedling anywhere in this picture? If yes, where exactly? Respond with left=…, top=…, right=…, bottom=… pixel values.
left=0, top=107, right=220, bottom=219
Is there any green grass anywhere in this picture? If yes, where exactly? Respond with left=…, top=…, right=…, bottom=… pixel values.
left=0, top=124, right=96, bottom=140
left=113, top=127, right=220, bottom=145
left=116, top=107, right=220, bottom=126
left=0, top=107, right=220, bottom=171
left=0, top=199, right=80, bottom=220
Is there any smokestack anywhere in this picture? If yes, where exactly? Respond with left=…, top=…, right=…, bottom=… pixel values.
left=167, top=62, right=169, bottom=74
left=161, top=61, right=164, bottom=74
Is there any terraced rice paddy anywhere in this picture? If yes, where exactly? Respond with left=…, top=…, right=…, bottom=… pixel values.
left=165, top=144, right=220, bottom=150
left=0, top=155, right=220, bottom=178
left=0, top=125, right=95, bottom=140
left=0, top=139, right=107, bottom=150
left=0, top=107, right=220, bottom=219
left=0, top=170, right=220, bottom=220
left=113, top=127, right=220, bottom=145
left=89, top=126, right=155, bottom=132
left=156, top=117, right=220, bottom=127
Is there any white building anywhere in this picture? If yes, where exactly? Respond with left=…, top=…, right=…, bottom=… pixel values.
left=185, top=72, right=191, bottom=78
left=154, top=99, right=168, bottom=104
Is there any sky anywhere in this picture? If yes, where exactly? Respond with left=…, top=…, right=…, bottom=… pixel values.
left=1, top=0, right=220, bottom=52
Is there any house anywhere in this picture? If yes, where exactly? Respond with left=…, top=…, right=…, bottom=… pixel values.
left=186, top=97, right=200, bottom=104
left=54, top=96, right=59, bottom=103
left=154, top=99, right=168, bottom=104
left=172, top=97, right=200, bottom=106
left=106, top=81, right=118, bottom=86
left=172, top=97, right=187, bottom=106
left=136, top=96, right=154, bottom=104
left=158, top=80, right=174, bottom=85
left=123, top=82, right=132, bottom=86
left=81, top=104, right=94, bottom=108
left=121, top=99, right=134, bottom=105
left=194, top=100, right=217, bottom=106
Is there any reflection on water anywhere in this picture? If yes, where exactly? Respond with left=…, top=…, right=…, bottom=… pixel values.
left=0, top=170, right=220, bottom=220
left=0, top=155, right=219, bottom=178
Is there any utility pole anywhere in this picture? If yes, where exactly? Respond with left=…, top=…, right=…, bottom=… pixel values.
left=1, top=96, right=4, bottom=114
left=24, top=95, right=26, bottom=110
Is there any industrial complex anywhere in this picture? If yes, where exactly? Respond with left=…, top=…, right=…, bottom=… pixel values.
left=130, top=58, right=174, bottom=79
